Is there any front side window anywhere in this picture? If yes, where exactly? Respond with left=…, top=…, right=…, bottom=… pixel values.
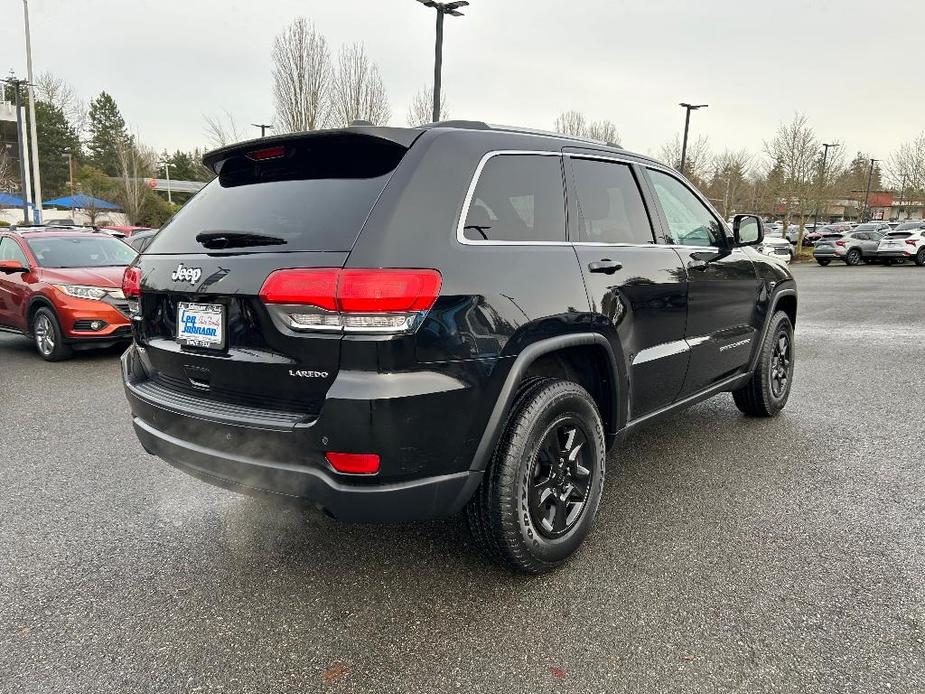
left=570, top=158, right=654, bottom=244
left=648, top=169, right=725, bottom=247
left=25, top=235, right=137, bottom=268
left=463, top=154, right=566, bottom=242
left=0, top=237, right=29, bottom=265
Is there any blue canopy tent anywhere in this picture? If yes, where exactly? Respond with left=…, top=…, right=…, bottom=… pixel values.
left=43, top=194, right=120, bottom=210
left=0, top=192, right=31, bottom=207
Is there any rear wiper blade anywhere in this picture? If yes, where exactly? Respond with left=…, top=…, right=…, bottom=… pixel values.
left=195, top=231, right=287, bottom=249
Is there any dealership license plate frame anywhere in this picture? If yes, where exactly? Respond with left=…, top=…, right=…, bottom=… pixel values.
left=176, top=301, right=226, bottom=350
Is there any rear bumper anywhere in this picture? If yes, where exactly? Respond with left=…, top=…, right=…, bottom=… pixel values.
left=877, top=250, right=910, bottom=259
left=121, top=344, right=490, bottom=521
left=132, top=417, right=482, bottom=521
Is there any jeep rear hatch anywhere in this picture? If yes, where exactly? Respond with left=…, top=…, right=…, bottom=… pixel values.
left=132, top=128, right=421, bottom=419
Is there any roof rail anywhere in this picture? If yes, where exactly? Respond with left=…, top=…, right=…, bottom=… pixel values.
left=422, top=120, right=624, bottom=150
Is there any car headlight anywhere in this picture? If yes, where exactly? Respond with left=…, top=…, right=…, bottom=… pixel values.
left=53, top=284, right=109, bottom=301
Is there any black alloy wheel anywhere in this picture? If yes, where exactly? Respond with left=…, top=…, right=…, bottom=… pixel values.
left=769, top=332, right=792, bottom=399
left=528, top=418, right=593, bottom=538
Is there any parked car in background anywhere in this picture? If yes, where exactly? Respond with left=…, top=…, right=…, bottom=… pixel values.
left=877, top=222, right=925, bottom=266
left=830, top=227, right=886, bottom=265
left=812, top=232, right=846, bottom=265
left=805, top=223, right=851, bottom=246
left=124, top=229, right=158, bottom=253
left=756, top=227, right=793, bottom=262
left=0, top=229, right=137, bottom=360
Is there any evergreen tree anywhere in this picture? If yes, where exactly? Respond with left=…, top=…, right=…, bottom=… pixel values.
left=30, top=101, right=81, bottom=198
left=86, top=91, right=130, bottom=176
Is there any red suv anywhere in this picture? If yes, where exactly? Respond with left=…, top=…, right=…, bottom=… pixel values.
left=0, top=229, right=137, bottom=360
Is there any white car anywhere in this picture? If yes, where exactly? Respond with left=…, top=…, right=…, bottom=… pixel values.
left=876, top=222, right=925, bottom=266
left=756, top=229, right=793, bottom=263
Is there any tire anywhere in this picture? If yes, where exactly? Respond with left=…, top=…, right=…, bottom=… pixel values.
left=32, top=307, right=72, bottom=362
left=845, top=249, right=862, bottom=266
left=916, top=248, right=925, bottom=267
left=815, top=258, right=830, bottom=266
left=466, top=378, right=606, bottom=574
left=732, top=311, right=794, bottom=417
left=883, top=259, right=895, bottom=266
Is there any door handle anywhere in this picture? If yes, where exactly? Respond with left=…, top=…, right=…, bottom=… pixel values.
left=688, top=259, right=709, bottom=271
left=588, top=259, right=623, bottom=274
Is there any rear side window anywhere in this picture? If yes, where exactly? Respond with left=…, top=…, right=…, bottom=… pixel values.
left=569, top=158, right=654, bottom=244
left=148, top=135, right=407, bottom=254
left=0, top=237, right=29, bottom=265
left=463, top=154, right=566, bottom=242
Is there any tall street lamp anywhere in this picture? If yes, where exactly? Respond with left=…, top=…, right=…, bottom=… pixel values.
left=416, top=0, right=469, bottom=123
left=162, top=161, right=174, bottom=205
left=3, top=75, right=31, bottom=222
left=252, top=123, right=274, bottom=137
left=678, top=103, right=708, bottom=176
left=23, top=0, right=42, bottom=223
left=863, top=158, right=879, bottom=222
left=812, top=142, right=839, bottom=233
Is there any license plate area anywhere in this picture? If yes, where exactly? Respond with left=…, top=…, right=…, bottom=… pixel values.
left=176, top=302, right=225, bottom=350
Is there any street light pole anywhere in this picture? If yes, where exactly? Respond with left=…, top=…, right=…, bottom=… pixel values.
left=678, top=103, right=708, bottom=176
left=416, top=1, right=469, bottom=123
left=5, top=77, right=30, bottom=222
left=162, top=162, right=173, bottom=204
left=251, top=123, right=274, bottom=137
left=863, top=158, right=879, bottom=222
left=23, top=0, right=42, bottom=223
left=812, top=142, right=839, bottom=233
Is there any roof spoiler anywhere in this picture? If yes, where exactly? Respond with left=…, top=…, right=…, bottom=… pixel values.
left=202, top=126, right=423, bottom=174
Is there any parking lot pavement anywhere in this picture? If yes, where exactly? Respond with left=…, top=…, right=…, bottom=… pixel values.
left=1, top=262, right=923, bottom=694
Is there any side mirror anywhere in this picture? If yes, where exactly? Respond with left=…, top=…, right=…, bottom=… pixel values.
left=0, top=260, right=29, bottom=275
left=733, top=214, right=763, bottom=247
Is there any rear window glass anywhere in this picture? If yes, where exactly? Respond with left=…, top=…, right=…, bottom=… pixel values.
left=147, top=135, right=407, bottom=254
left=895, top=222, right=923, bottom=231
left=886, top=231, right=913, bottom=238
left=570, top=158, right=654, bottom=244
left=463, top=154, right=566, bottom=242
left=26, top=235, right=137, bottom=268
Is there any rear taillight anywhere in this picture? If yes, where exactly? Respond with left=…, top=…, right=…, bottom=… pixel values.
left=325, top=452, right=380, bottom=475
left=259, top=268, right=442, bottom=334
left=122, top=267, right=141, bottom=298
left=835, top=240, right=847, bottom=247
left=905, top=239, right=918, bottom=246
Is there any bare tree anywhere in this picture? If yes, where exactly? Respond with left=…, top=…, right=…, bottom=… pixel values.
left=554, top=110, right=587, bottom=137
left=554, top=111, right=620, bottom=144
left=0, top=146, right=16, bottom=193
left=586, top=120, right=620, bottom=144
left=115, top=138, right=156, bottom=225
left=330, top=43, right=391, bottom=127
left=407, top=85, right=447, bottom=126
left=887, top=133, right=925, bottom=218
left=706, top=148, right=754, bottom=217
left=203, top=109, right=246, bottom=149
left=658, top=133, right=712, bottom=185
left=272, top=18, right=332, bottom=133
left=35, top=71, right=88, bottom=135
left=764, top=113, right=819, bottom=249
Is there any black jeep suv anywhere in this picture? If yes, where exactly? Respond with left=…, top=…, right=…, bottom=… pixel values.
left=121, top=122, right=796, bottom=573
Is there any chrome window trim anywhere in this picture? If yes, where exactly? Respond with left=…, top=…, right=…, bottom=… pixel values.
left=456, top=149, right=666, bottom=250
left=456, top=150, right=571, bottom=247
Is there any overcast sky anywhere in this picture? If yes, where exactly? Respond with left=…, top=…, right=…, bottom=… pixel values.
left=3, top=0, right=921, bottom=166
